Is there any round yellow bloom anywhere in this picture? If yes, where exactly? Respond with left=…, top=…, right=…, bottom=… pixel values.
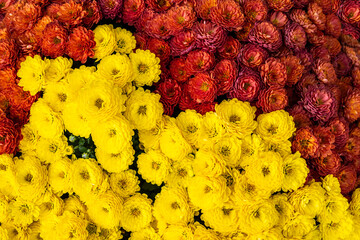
left=282, top=213, right=316, bottom=239
left=130, top=49, right=161, bottom=86
left=271, top=193, right=294, bottom=227
left=262, top=139, right=292, bottom=157
left=193, top=222, right=222, bottom=240
left=322, top=174, right=341, bottom=195
left=176, top=109, right=203, bottom=147
left=63, top=195, right=88, bottom=220
left=86, top=190, right=123, bottom=229
left=188, top=175, right=229, bottom=210
left=28, top=221, right=42, bottom=240
left=78, top=81, right=126, bottom=125
left=65, top=66, right=97, bottom=101
left=198, top=112, right=226, bottom=149
left=0, top=226, right=8, bottom=240
left=0, top=194, right=8, bottom=223
left=17, top=55, right=50, bottom=95
left=19, top=123, right=40, bottom=155
left=350, top=188, right=360, bottom=217
left=154, top=187, right=192, bottom=225
left=96, top=53, right=133, bottom=87
left=36, top=136, right=71, bottom=164
left=138, top=116, right=166, bottom=150
left=29, top=99, right=64, bottom=139
left=137, top=150, right=170, bottom=186
left=240, top=200, right=279, bottom=235
left=290, top=181, right=326, bottom=218
left=282, top=152, right=309, bottom=192
left=71, top=158, right=108, bottom=202
left=125, top=88, right=163, bottom=131
left=245, top=228, right=283, bottom=240
left=350, top=215, right=360, bottom=240
left=43, top=81, right=71, bottom=112
left=49, top=157, right=73, bottom=195
left=215, top=99, right=257, bottom=138
left=1, top=223, right=29, bottom=240
left=162, top=225, right=194, bottom=240
left=38, top=191, right=64, bottom=218
left=213, top=135, right=242, bottom=167
left=95, top=144, right=134, bottom=173
left=114, top=27, right=136, bottom=54
left=318, top=193, right=349, bottom=223
left=166, top=158, right=195, bottom=188
left=62, top=102, right=91, bottom=138
left=192, top=149, right=225, bottom=177
left=93, top=24, right=117, bottom=61
left=44, top=56, right=73, bottom=83
left=120, top=194, right=153, bottom=232
left=240, top=134, right=263, bottom=168
left=55, top=212, right=89, bottom=240
left=232, top=174, right=271, bottom=203
left=8, top=198, right=40, bottom=226
left=110, top=170, right=140, bottom=198
left=130, top=227, right=161, bottom=240
left=15, top=156, right=47, bottom=202
left=87, top=225, right=122, bottom=240
left=319, top=214, right=353, bottom=240
left=256, top=110, right=296, bottom=143
left=0, top=155, right=17, bottom=199
left=245, top=151, right=284, bottom=194
left=304, top=228, right=322, bottom=240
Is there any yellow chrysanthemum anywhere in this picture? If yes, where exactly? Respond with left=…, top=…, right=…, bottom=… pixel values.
left=1, top=223, right=29, bottom=240
left=319, top=214, right=353, bottom=240
left=0, top=155, right=17, bottom=199
left=0, top=194, right=8, bottom=223
left=282, top=213, right=316, bottom=239
left=71, top=158, right=108, bottom=202
left=304, top=228, right=322, bottom=240
left=95, top=144, right=134, bottom=173
left=96, top=53, right=133, bottom=87
left=162, top=225, right=194, bottom=240
left=48, top=157, right=73, bottom=195
left=188, top=175, right=229, bottom=210
left=0, top=226, right=8, bottom=240
left=36, top=136, right=72, bottom=164
left=38, top=191, right=64, bottom=219
left=166, top=158, right=195, bottom=188
left=28, top=221, right=42, bottom=240
left=78, top=81, right=126, bottom=125
left=138, top=117, right=165, bottom=151
left=256, top=110, right=296, bottom=143
left=281, top=152, right=309, bottom=192
left=159, top=120, right=192, bottom=161
left=125, top=88, right=163, bottom=131
left=290, top=181, right=326, bottom=218
left=86, top=190, right=123, bottom=229
left=29, top=99, right=64, bottom=139
left=232, top=174, right=271, bottom=203
left=38, top=213, right=59, bottom=239
left=322, top=174, right=342, bottom=195
left=245, top=228, right=283, bottom=240
left=114, top=27, right=136, bottom=54
left=176, top=109, right=203, bottom=147
left=62, top=102, right=91, bottom=138
left=8, top=198, right=40, bottom=226
left=154, top=187, right=192, bottom=225
left=87, top=225, right=122, bottom=240
left=17, top=55, right=50, bottom=95
left=44, top=56, right=73, bottom=83
left=137, top=150, right=170, bottom=186
left=318, top=193, right=349, bottom=223
left=65, top=66, right=97, bottom=102
left=130, top=49, right=161, bottom=86
left=198, top=112, right=226, bottom=148
left=63, top=195, right=88, bottom=220
left=120, top=194, right=153, bottom=232
left=93, top=24, right=117, bottom=61
left=15, top=156, right=47, bottom=202
left=213, top=135, right=242, bottom=167
left=245, top=151, right=284, bottom=194
left=43, top=81, right=71, bottom=112
left=240, top=134, right=264, bottom=168
left=110, top=170, right=140, bottom=198
left=215, top=99, right=257, bottom=138
left=261, top=139, right=292, bottom=157
left=55, top=212, right=89, bottom=240
left=193, top=222, right=222, bottom=240
left=350, top=188, right=360, bottom=217
left=92, top=116, right=133, bottom=154
left=18, top=123, right=40, bottom=156
left=192, top=149, right=226, bottom=177
left=129, top=227, right=161, bottom=240
left=350, top=215, right=360, bottom=240
left=271, top=193, right=294, bottom=227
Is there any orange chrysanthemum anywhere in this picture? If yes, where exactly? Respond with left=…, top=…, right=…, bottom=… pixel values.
left=66, top=26, right=95, bottom=63
left=40, top=22, right=68, bottom=58
left=46, top=0, right=86, bottom=28
left=0, top=39, right=17, bottom=68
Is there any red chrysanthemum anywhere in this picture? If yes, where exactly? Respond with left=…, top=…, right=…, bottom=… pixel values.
left=98, top=0, right=121, bottom=20
left=307, top=30, right=326, bottom=46
left=0, top=0, right=13, bottom=13
left=259, top=57, right=287, bottom=87
left=193, top=20, right=227, bottom=53
left=336, top=165, right=357, bottom=194
left=40, top=22, right=68, bottom=58
left=217, top=36, right=241, bottom=60
left=269, top=11, right=289, bottom=29
left=315, top=151, right=341, bottom=176
left=353, top=67, right=360, bottom=88
left=296, top=73, right=318, bottom=93
left=292, top=127, right=319, bottom=159
left=342, top=23, right=360, bottom=44
left=266, top=0, right=293, bottom=12
left=314, top=0, right=340, bottom=14
left=144, top=13, right=173, bottom=39
left=342, top=136, right=360, bottom=162
left=313, top=126, right=336, bottom=158
left=248, top=21, right=283, bottom=52
left=310, top=46, right=331, bottom=63
left=212, top=59, right=237, bottom=96
left=169, top=30, right=196, bottom=56
left=0, top=39, right=17, bottom=69
left=295, top=50, right=313, bottom=73
left=313, top=59, right=337, bottom=85
left=234, top=20, right=254, bottom=42
left=184, top=50, right=214, bottom=75
left=169, top=57, right=189, bottom=83
left=82, top=0, right=102, bottom=28
left=300, top=84, right=337, bottom=123
left=290, top=9, right=317, bottom=34
left=325, top=14, right=342, bottom=39
left=284, top=21, right=307, bottom=51
left=344, top=88, right=360, bottom=123
left=339, top=0, right=360, bottom=24
left=324, top=36, right=341, bottom=58
left=228, top=67, right=261, bottom=102
left=0, top=67, right=16, bottom=91
left=243, top=0, right=268, bottom=23
left=209, top=0, right=245, bottom=31
left=134, top=32, right=148, bottom=50
left=194, top=101, right=216, bottom=115
left=166, top=4, right=196, bottom=33
left=307, top=2, right=326, bottom=31
left=122, top=0, right=145, bottom=26
left=0, top=115, right=21, bottom=155
left=185, top=72, right=217, bottom=104
left=256, top=86, right=288, bottom=113
left=280, top=55, right=304, bottom=86
left=293, top=0, right=310, bottom=8
left=238, top=43, right=268, bottom=68
left=147, top=38, right=171, bottom=64
left=194, top=0, right=217, bottom=20
left=147, top=0, right=172, bottom=12
left=65, top=26, right=95, bottom=63
left=31, top=16, right=53, bottom=43
left=155, top=78, right=181, bottom=114
left=12, top=30, right=39, bottom=56
left=288, top=104, right=312, bottom=129
left=328, top=117, right=349, bottom=149
left=332, top=52, right=352, bottom=77
left=46, top=0, right=86, bottom=28
left=344, top=45, right=360, bottom=67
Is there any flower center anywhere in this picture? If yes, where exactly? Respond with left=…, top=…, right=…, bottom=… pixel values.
left=229, top=115, right=241, bottom=123
left=138, top=63, right=149, bottom=73
left=80, top=171, right=90, bottom=180
left=58, top=93, right=67, bottom=102
left=137, top=105, right=147, bottom=115
left=95, top=98, right=104, bottom=109
left=25, top=173, right=33, bottom=182
left=131, top=208, right=141, bottom=217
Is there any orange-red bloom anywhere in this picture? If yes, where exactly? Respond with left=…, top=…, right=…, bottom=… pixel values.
left=66, top=26, right=95, bottom=63
left=40, top=22, right=68, bottom=58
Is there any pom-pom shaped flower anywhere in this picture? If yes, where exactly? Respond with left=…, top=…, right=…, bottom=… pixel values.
left=301, top=84, right=337, bottom=123
left=166, top=4, right=197, bottom=33
left=193, top=20, right=227, bottom=53
left=110, top=170, right=140, bottom=198
left=324, top=36, right=341, bottom=57
left=310, top=46, right=331, bottom=63
left=308, top=2, right=326, bottom=31
left=82, top=0, right=102, bottom=28
left=270, top=11, right=289, bottom=29
left=243, top=0, right=268, bottom=23
left=290, top=9, right=317, bottom=34
left=228, top=68, right=261, bottom=102
left=213, top=135, right=242, bottom=167
left=92, top=24, right=116, bottom=61
left=281, top=55, right=304, bottom=86
left=122, top=0, right=145, bottom=25
left=314, top=0, right=340, bottom=14
left=40, top=22, right=67, bottom=58
left=259, top=57, right=287, bottom=87
left=333, top=52, right=352, bottom=77
left=48, top=157, right=72, bottom=195
left=328, top=117, right=349, bottom=149
left=192, top=149, right=226, bottom=177
left=0, top=116, right=21, bottom=155
left=292, top=127, right=319, bottom=159
left=99, top=0, right=122, bottom=19
left=209, top=0, right=245, bottom=31
left=267, top=0, right=293, bottom=12
left=55, top=212, right=89, bottom=240
left=217, top=36, right=241, bottom=60
left=185, top=50, right=214, bottom=75
left=185, top=72, right=217, bottom=104
left=325, top=14, right=342, bottom=39
left=8, top=199, right=40, bottom=227
left=339, top=0, right=360, bottom=24
left=147, top=0, right=172, bottom=12
left=256, top=87, right=288, bottom=113
left=336, top=165, right=357, bottom=194
left=315, top=152, right=341, bottom=177
left=0, top=39, right=17, bottom=69
left=125, top=88, right=163, bottom=130
left=248, top=21, right=282, bottom=52
left=144, top=14, right=173, bottom=39
left=282, top=214, right=316, bottom=238
left=66, top=26, right=96, bottom=64
left=96, top=145, right=134, bottom=173
left=147, top=38, right=171, bottom=65
left=282, top=152, right=309, bottom=192
left=130, top=49, right=161, bottom=86
left=46, top=0, right=86, bottom=28
left=284, top=22, right=307, bottom=51
left=313, top=126, right=335, bottom=158
left=114, top=27, right=136, bottom=54
left=155, top=78, right=181, bottom=114
left=213, top=59, right=237, bottom=96
left=176, top=109, right=203, bottom=147
left=238, top=43, right=268, bottom=68
left=137, top=150, right=170, bottom=186
left=169, top=30, right=196, bottom=56
left=344, top=88, right=360, bottom=123
left=195, top=0, right=217, bottom=20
